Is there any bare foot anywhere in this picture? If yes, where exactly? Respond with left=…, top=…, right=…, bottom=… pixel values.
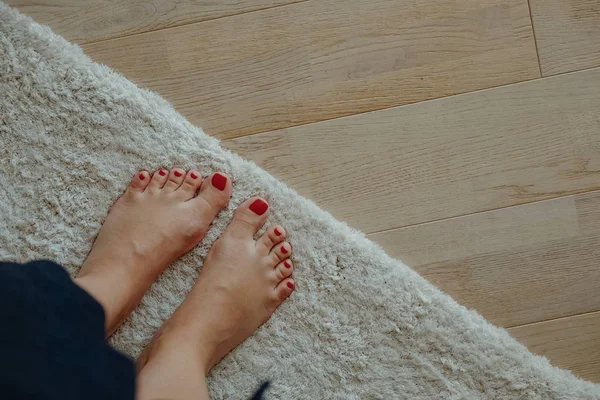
left=75, top=168, right=232, bottom=335
left=136, top=196, right=295, bottom=400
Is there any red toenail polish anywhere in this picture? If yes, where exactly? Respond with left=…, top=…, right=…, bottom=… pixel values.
left=158, top=170, right=166, bottom=176
left=284, top=260, right=291, bottom=268
left=174, top=170, right=183, bottom=177
left=190, top=172, right=198, bottom=179
left=211, top=173, right=227, bottom=191
left=249, top=199, right=268, bottom=215
left=287, top=282, right=295, bottom=289
left=138, top=173, right=146, bottom=180
left=274, top=228, right=282, bottom=236
left=281, top=245, right=288, bottom=254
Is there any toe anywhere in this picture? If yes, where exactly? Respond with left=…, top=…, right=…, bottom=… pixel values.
left=189, top=171, right=232, bottom=220
left=272, top=278, right=295, bottom=305
left=228, top=196, right=270, bottom=238
left=270, top=241, right=292, bottom=263
left=257, top=225, right=286, bottom=253
left=148, top=169, right=169, bottom=192
left=128, top=171, right=150, bottom=192
left=176, top=170, right=203, bottom=200
left=273, top=259, right=294, bottom=282
left=163, top=168, right=186, bottom=192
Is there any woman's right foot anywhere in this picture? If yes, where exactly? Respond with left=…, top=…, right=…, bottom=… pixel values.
left=136, top=197, right=295, bottom=399
left=75, top=169, right=232, bottom=336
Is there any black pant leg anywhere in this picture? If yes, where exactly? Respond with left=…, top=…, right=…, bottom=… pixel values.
left=0, top=260, right=135, bottom=400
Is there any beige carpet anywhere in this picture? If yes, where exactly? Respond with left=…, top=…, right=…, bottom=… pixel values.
left=1, top=3, right=599, bottom=399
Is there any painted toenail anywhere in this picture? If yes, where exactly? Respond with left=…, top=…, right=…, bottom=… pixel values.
left=138, top=173, right=146, bottom=180
left=249, top=199, right=268, bottom=215
left=190, top=172, right=198, bottom=179
left=211, top=173, right=227, bottom=191
left=284, top=260, right=291, bottom=268
left=287, top=281, right=295, bottom=289
left=174, top=170, right=183, bottom=177
left=281, top=245, right=288, bottom=254
left=158, top=170, right=166, bottom=176
left=274, top=228, right=282, bottom=236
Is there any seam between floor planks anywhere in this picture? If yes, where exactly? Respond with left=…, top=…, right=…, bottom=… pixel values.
left=79, top=0, right=310, bottom=46
left=526, top=0, right=543, bottom=76
left=528, top=0, right=600, bottom=77
left=508, top=310, right=600, bottom=383
left=223, top=68, right=600, bottom=234
left=218, top=63, right=596, bottom=143
left=80, top=0, right=540, bottom=139
left=507, top=310, right=600, bottom=330
left=367, top=188, right=600, bottom=328
left=5, top=0, right=309, bottom=45
left=363, top=187, right=600, bottom=238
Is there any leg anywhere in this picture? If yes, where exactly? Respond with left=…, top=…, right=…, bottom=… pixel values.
left=75, top=169, right=232, bottom=335
left=136, top=197, right=295, bottom=400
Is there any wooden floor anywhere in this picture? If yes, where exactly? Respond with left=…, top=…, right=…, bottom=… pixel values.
left=8, top=0, right=600, bottom=383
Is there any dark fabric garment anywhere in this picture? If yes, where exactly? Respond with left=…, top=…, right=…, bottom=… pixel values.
left=0, top=260, right=135, bottom=400
left=0, top=260, right=269, bottom=400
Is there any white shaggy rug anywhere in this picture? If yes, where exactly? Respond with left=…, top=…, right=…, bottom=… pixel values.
left=1, top=3, right=599, bottom=399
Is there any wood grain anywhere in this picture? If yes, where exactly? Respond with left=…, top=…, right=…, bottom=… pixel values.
left=225, top=67, right=600, bottom=233
left=368, top=191, right=600, bottom=327
left=6, top=0, right=304, bottom=44
left=530, top=0, right=600, bottom=76
left=80, top=0, right=540, bottom=139
left=510, top=311, right=600, bottom=383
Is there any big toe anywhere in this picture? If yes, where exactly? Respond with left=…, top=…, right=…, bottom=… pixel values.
left=228, top=196, right=270, bottom=238
left=190, top=172, right=232, bottom=220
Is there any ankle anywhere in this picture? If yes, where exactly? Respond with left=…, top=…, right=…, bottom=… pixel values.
left=74, top=272, right=132, bottom=335
left=144, top=325, right=216, bottom=375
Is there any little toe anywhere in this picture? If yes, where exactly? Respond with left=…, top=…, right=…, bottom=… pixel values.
left=257, top=225, right=286, bottom=253
left=270, top=241, right=292, bottom=263
left=272, top=278, right=295, bottom=305
left=163, top=168, right=186, bottom=192
left=190, top=172, right=232, bottom=219
left=227, top=196, right=270, bottom=238
left=127, top=171, right=150, bottom=193
left=273, top=259, right=294, bottom=282
left=148, top=169, right=169, bottom=192
left=176, top=170, right=203, bottom=200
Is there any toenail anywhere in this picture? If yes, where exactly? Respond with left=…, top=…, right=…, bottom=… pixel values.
left=284, top=260, right=291, bottom=268
left=274, top=228, right=282, bottom=236
left=190, top=172, right=198, bottom=179
left=138, top=173, right=146, bottom=180
left=174, top=170, right=183, bottom=177
left=287, top=281, right=295, bottom=289
left=211, top=173, right=227, bottom=191
left=281, top=245, right=289, bottom=254
left=249, top=199, right=268, bottom=215
left=158, top=170, right=167, bottom=176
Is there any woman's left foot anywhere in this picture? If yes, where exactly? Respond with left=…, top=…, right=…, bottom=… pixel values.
left=135, top=197, right=295, bottom=400
left=75, top=169, right=232, bottom=335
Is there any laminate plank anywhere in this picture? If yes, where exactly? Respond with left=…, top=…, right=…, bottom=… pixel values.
left=80, top=0, right=539, bottom=139
left=6, top=0, right=303, bottom=44
left=530, top=0, right=600, bottom=76
left=225, top=68, right=600, bottom=233
left=509, top=312, right=600, bottom=383
left=367, top=191, right=600, bottom=327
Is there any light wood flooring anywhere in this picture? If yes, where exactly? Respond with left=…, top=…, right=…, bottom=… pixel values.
left=8, top=0, right=600, bottom=382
